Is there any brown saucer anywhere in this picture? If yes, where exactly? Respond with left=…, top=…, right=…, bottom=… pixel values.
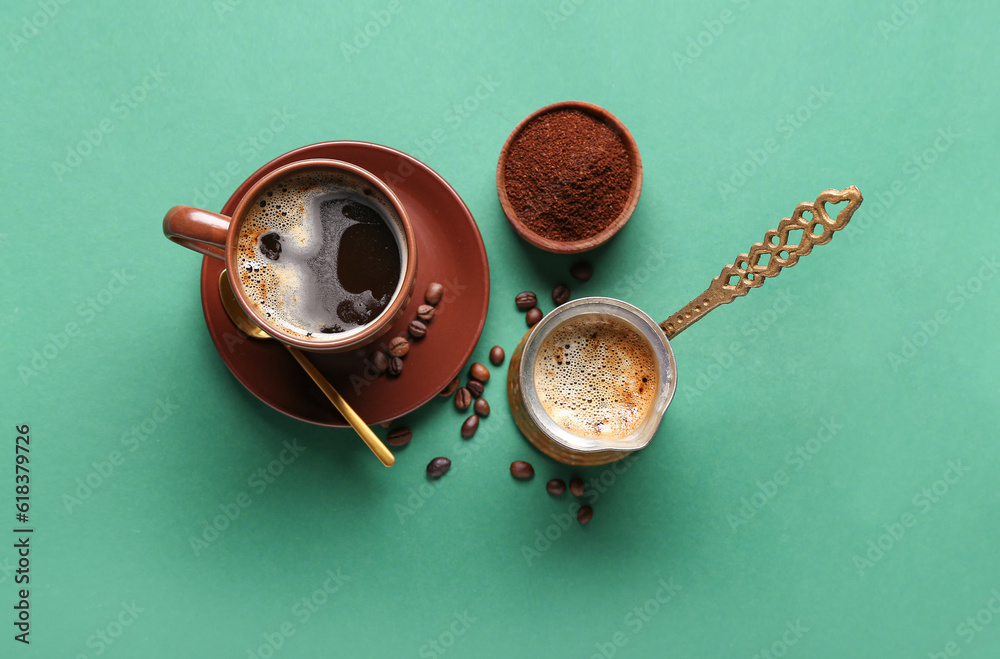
left=199, top=141, right=490, bottom=427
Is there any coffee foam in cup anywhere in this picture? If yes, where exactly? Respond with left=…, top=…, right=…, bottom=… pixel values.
left=234, top=170, right=402, bottom=340
left=533, top=315, right=658, bottom=439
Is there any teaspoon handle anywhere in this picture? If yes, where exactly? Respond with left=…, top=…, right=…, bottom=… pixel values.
left=285, top=345, right=395, bottom=467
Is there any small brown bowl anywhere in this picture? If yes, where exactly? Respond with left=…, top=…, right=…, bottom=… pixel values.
left=496, top=100, right=643, bottom=254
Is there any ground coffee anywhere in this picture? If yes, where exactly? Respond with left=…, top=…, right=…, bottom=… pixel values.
left=503, top=109, right=631, bottom=241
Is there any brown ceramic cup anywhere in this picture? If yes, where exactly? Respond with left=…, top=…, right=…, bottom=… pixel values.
left=163, top=158, right=417, bottom=352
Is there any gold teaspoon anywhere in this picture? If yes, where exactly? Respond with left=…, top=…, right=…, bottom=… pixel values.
left=218, top=270, right=395, bottom=467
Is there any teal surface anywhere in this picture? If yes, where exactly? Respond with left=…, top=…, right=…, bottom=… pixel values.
left=2, top=1, right=999, bottom=657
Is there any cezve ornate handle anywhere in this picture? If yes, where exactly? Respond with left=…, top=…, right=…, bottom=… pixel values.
left=660, top=186, right=863, bottom=340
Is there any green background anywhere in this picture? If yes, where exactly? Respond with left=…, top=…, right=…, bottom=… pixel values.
left=2, top=1, right=998, bottom=657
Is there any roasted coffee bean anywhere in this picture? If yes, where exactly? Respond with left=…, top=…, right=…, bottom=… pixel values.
left=473, top=398, right=490, bottom=417
left=526, top=307, right=543, bottom=327
left=515, top=291, right=537, bottom=309
left=569, top=477, right=585, bottom=497
left=439, top=375, right=460, bottom=397
left=570, top=261, right=594, bottom=282
left=386, top=427, right=412, bottom=447
left=469, top=362, right=490, bottom=383
left=388, top=336, right=410, bottom=357
left=426, top=457, right=451, bottom=478
left=408, top=319, right=427, bottom=339
left=546, top=478, right=566, bottom=495
left=510, top=460, right=534, bottom=479
left=489, top=345, right=505, bottom=366
left=370, top=350, right=388, bottom=375
left=454, top=387, right=472, bottom=410
left=388, top=356, right=404, bottom=376
left=416, top=304, right=435, bottom=322
left=552, top=284, right=570, bottom=306
left=425, top=282, right=444, bottom=306
left=465, top=379, right=484, bottom=398
left=461, top=414, right=479, bottom=439
left=577, top=505, right=594, bottom=525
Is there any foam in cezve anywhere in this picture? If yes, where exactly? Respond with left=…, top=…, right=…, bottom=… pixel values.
left=533, top=315, right=658, bottom=439
left=234, top=170, right=402, bottom=341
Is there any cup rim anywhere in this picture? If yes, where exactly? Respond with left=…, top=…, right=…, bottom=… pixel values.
left=224, top=158, right=417, bottom=351
left=496, top=100, right=643, bottom=254
left=518, top=297, right=677, bottom=454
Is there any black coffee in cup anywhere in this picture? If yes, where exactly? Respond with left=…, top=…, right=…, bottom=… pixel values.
left=235, top=169, right=403, bottom=340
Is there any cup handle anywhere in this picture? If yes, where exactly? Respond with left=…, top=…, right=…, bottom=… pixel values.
left=660, top=186, right=863, bottom=340
left=163, top=206, right=232, bottom=260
